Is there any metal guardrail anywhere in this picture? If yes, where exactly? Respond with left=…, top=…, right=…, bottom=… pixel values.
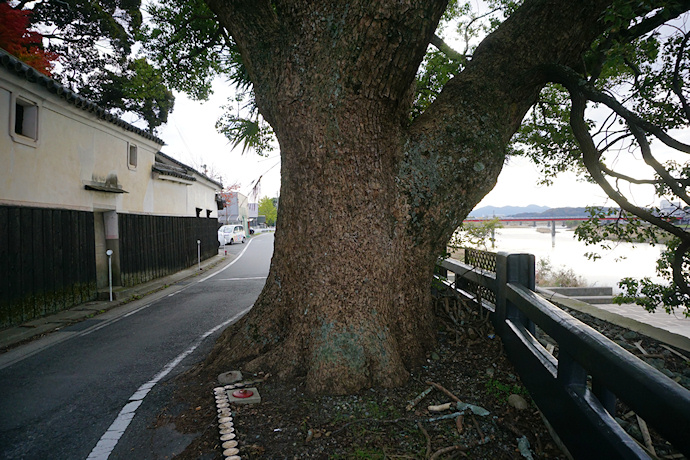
left=437, top=252, right=690, bottom=459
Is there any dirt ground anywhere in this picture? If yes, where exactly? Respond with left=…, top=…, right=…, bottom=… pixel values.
left=159, top=295, right=690, bottom=459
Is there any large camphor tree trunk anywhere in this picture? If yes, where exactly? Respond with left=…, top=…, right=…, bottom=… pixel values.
left=204, top=0, right=614, bottom=394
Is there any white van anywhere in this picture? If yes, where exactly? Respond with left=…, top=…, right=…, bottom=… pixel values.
left=218, top=224, right=246, bottom=245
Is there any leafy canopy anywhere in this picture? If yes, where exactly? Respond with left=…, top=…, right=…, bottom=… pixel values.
left=0, top=2, right=57, bottom=76
left=2, top=0, right=173, bottom=133
left=258, top=197, right=278, bottom=227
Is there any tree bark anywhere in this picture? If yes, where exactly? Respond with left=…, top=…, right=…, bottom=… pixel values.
left=204, top=0, right=614, bottom=394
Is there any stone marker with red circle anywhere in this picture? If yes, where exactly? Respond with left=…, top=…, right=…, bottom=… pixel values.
left=232, top=389, right=254, bottom=398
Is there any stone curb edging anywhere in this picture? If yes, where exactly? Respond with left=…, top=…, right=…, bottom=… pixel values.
left=537, top=287, right=690, bottom=353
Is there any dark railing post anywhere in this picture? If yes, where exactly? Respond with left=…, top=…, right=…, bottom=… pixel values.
left=495, top=253, right=508, bottom=332
left=557, top=350, right=587, bottom=391
left=495, top=252, right=535, bottom=334
left=434, top=264, right=448, bottom=279
left=593, top=378, right=617, bottom=416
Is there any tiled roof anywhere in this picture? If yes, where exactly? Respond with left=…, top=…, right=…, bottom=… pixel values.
left=156, top=151, right=224, bottom=189
left=152, top=161, right=196, bottom=182
left=0, top=49, right=165, bottom=145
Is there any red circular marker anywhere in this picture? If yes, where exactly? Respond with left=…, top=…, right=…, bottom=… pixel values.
left=232, top=389, right=254, bottom=398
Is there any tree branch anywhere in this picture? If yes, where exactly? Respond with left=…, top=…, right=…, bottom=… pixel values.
left=461, top=8, right=500, bottom=57
left=542, top=64, right=690, bottom=153
left=600, top=164, right=658, bottom=185
left=430, top=34, right=466, bottom=62
left=630, top=123, right=690, bottom=206
left=603, top=1, right=690, bottom=47
left=570, top=92, right=690, bottom=295
left=672, top=31, right=690, bottom=121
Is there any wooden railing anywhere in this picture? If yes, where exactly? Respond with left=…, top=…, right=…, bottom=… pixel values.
left=436, top=251, right=690, bottom=459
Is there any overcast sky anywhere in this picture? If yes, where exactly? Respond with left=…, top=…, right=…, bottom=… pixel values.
left=159, top=82, right=679, bottom=210
left=158, top=85, right=685, bottom=209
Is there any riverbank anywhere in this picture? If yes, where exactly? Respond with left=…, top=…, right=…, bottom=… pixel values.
left=454, top=227, right=665, bottom=292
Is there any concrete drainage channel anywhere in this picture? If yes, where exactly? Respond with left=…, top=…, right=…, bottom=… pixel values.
left=213, top=371, right=263, bottom=459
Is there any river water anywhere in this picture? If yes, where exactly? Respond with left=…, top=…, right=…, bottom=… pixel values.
left=486, top=226, right=665, bottom=292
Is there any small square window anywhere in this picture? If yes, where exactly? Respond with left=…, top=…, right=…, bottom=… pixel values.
left=12, top=97, right=38, bottom=141
left=128, top=144, right=138, bottom=169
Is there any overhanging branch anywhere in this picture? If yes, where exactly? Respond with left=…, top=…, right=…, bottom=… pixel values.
left=570, top=92, right=690, bottom=295
left=430, top=34, right=466, bottom=62
left=542, top=64, right=690, bottom=153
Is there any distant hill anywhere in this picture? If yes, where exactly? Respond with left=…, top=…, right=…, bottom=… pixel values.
left=511, top=207, right=591, bottom=218
left=468, top=204, right=550, bottom=217
left=468, top=206, right=609, bottom=219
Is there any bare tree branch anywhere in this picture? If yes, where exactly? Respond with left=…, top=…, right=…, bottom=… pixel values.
left=600, top=164, right=659, bottom=185
left=672, top=31, right=690, bottom=121
left=630, top=123, right=690, bottom=206
left=430, top=34, right=466, bottom=62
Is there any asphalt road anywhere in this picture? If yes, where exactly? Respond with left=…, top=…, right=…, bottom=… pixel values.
left=0, top=233, right=274, bottom=459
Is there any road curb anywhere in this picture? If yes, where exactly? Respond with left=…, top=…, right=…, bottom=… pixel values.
left=0, top=251, right=237, bottom=352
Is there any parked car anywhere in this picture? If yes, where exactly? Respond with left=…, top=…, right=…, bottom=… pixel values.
left=218, top=224, right=246, bottom=245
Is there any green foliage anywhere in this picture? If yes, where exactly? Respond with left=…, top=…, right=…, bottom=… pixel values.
left=80, top=58, right=174, bottom=132
left=484, top=378, right=528, bottom=404
left=139, top=0, right=246, bottom=101
left=411, top=49, right=461, bottom=120
left=574, top=207, right=665, bottom=257
left=258, top=196, right=278, bottom=226
left=536, top=258, right=587, bottom=288
left=615, top=237, right=690, bottom=313
left=447, top=218, right=502, bottom=253
left=12, top=0, right=175, bottom=132
left=216, top=109, right=275, bottom=156
left=512, top=84, right=591, bottom=185
left=351, top=448, right=385, bottom=459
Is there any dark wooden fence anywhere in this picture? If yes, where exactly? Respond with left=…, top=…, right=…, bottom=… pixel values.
left=0, top=205, right=97, bottom=328
left=437, top=250, right=690, bottom=459
left=118, top=214, right=220, bottom=286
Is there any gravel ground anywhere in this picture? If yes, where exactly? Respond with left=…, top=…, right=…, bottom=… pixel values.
left=159, top=294, right=689, bottom=459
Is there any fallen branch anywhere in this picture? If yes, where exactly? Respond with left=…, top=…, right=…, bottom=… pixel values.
left=429, top=436, right=493, bottom=460
left=428, top=402, right=453, bottom=412
left=471, top=414, right=486, bottom=441
left=634, top=340, right=649, bottom=356
left=456, top=414, right=464, bottom=435
left=426, top=381, right=461, bottom=402
left=407, top=386, right=434, bottom=411
left=417, top=421, right=432, bottom=459
left=428, top=411, right=464, bottom=423
left=636, top=415, right=656, bottom=456
left=430, top=444, right=467, bottom=460
left=660, top=344, right=690, bottom=362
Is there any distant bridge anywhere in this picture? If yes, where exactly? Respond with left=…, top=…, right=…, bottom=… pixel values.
left=462, top=216, right=624, bottom=243
left=463, top=217, right=621, bottom=223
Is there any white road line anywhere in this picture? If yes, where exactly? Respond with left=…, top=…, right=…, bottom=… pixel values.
left=86, top=236, right=262, bottom=458
left=198, top=234, right=265, bottom=283
left=1, top=232, right=261, bottom=370
left=216, top=277, right=267, bottom=281
left=86, top=306, right=252, bottom=460
left=80, top=303, right=154, bottom=337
